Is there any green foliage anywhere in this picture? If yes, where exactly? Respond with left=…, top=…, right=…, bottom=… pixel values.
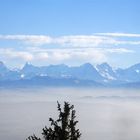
left=26, top=134, right=41, bottom=140
left=26, top=101, right=81, bottom=140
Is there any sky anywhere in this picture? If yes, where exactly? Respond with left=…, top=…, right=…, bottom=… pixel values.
left=0, top=0, right=140, bottom=68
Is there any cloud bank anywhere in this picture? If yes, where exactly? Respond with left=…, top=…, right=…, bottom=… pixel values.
left=0, top=33, right=138, bottom=67
left=0, top=33, right=140, bottom=47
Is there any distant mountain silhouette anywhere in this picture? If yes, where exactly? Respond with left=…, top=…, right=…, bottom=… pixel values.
left=0, top=62, right=140, bottom=87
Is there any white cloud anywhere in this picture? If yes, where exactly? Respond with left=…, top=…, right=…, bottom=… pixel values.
left=116, top=41, right=140, bottom=45
left=51, top=52, right=70, bottom=61
left=31, top=47, right=133, bottom=64
left=70, top=49, right=107, bottom=63
left=0, top=48, right=33, bottom=61
left=0, top=35, right=52, bottom=45
left=0, top=34, right=140, bottom=47
left=0, top=33, right=137, bottom=67
left=95, top=33, right=140, bottom=37
left=54, top=35, right=116, bottom=47
left=36, top=52, right=49, bottom=60
left=0, top=46, right=134, bottom=67
left=106, top=48, right=135, bottom=54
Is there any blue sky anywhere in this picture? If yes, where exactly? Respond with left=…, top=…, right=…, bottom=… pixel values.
left=0, top=0, right=140, bottom=68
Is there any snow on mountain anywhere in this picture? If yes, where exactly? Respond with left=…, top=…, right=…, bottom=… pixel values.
left=96, top=63, right=116, bottom=81
left=0, top=61, right=140, bottom=87
left=69, top=63, right=104, bottom=82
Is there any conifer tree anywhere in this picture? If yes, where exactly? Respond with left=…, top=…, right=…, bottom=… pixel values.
left=26, top=101, right=81, bottom=140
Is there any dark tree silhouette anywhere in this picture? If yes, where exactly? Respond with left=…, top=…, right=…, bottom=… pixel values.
left=26, top=101, right=81, bottom=140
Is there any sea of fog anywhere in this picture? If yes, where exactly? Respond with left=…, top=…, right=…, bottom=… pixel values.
left=0, top=87, right=140, bottom=140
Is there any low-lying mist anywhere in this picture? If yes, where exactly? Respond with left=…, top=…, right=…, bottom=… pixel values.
left=0, top=87, right=140, bottom=140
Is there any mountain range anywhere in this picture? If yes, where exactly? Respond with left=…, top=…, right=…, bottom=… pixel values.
left=0, top=61, right=140, bottom=88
